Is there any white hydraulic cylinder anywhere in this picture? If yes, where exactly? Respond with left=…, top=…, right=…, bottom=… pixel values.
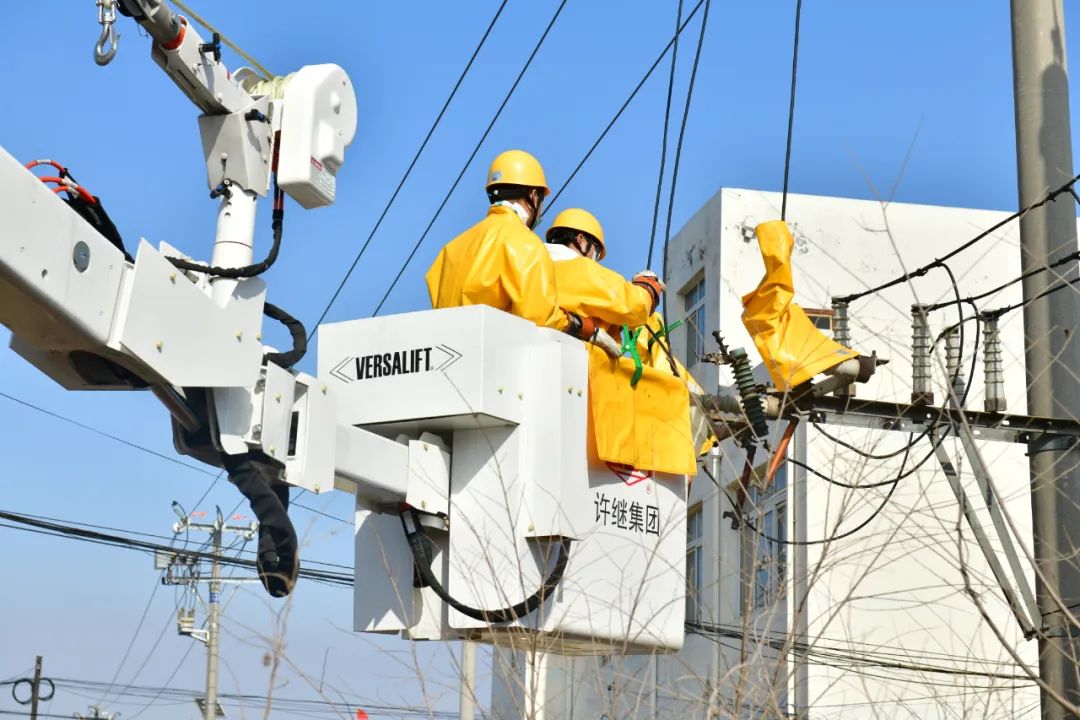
left=208, top=188, right=258, bottom=306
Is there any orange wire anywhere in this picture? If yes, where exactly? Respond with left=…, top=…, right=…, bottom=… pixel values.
left=765, top=418, right=799, bottom=489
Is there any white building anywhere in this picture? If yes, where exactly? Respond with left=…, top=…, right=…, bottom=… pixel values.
left=493, top=188, right=1054, bottom=719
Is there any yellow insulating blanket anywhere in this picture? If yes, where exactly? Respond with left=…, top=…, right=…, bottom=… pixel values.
left=587, top=343, right=697, bottom=476
left=741, top=220, right=858, bottom=389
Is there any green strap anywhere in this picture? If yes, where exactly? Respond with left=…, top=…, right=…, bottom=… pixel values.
left=620, top=325, right=644, bottom=387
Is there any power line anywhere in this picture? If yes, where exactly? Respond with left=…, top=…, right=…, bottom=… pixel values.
left=0, top=510, right=354, bottom=584
left=370, top=0, right=570, bottom=316
left=122, top=641, right=197, bottom=720
left=0, top=391, right=214, bottom=476
left=11, top=675, right=462, bottom=719
left=308, top=0, right=510, bottom=335
left=93, top=575, right=164, bottom=707
left=834, top=173, right=1080, bottom=304
left=546, top=0, right=707, bottom=211
left=645, top=0, right=683, bottom=269
left=926, top=249, right=1080, bottom=312
left=780, top=0, right=804, bottom=221
left=660, top=0, right=711, bottom=260
left=686, top=620, right=1034, bottom=682
left=0, top=389, right=350, bottom=525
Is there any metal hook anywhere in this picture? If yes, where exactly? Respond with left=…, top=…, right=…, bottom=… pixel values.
left=94, top=0, right=120, bottom=66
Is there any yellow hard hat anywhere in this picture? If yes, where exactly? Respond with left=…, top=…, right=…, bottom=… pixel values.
left=486, top=150, right=549, bottom=197
left=546, top=208, right=606, bottom=260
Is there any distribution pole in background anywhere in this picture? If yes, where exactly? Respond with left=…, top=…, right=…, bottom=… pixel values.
left=206, top=510, right=223, bottom=720
left=170, top=504, right=258, bottom=720
left=1011, top=1, right=1080, bottom=717
left=460, top=640, right=477, bottom=720
left=29, top=655, right=41, bottom=720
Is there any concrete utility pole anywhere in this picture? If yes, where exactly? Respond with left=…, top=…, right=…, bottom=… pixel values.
left=169, top=504, right=258, bottom=720
left=29, top=655, right=41, bottom=720
left=1011, top=1, right=1080, bottom=717
left=460, top=640, right=477, bottom=720
left=206, top=513, right=223, bottom=720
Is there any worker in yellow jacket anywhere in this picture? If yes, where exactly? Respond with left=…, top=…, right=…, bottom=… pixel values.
left=425, top=150, right=620, bottom=356
left=544, top=208, right=715, bottom=456
left=543, top=208, right=665, bottom=330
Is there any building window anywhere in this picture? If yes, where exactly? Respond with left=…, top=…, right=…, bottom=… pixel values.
left=804, top=307, right=833, bottom=332
left=739, top=464, right=788, bottom=614
left=683, top=277, right=706, bottom=368
left=686, top=503, right=703, bottom=622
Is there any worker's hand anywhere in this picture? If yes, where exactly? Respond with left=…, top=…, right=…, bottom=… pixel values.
left=633, top=271, right=666, bottom=311
left=589, top=327, right=622, bottom=358
left=566, top=313, right=622, bottom=358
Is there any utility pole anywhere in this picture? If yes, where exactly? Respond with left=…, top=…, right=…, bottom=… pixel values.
left=460, top=640, right=477, bottom=720
left=206, top=511, right=223, bottom=720
left=1011, top=2, right=1080, bottom=717
left=11, top=656, right=53, bottom=719
left=29, top=655, right=41, bottom=720
left=167, top=503, right=258, bottom=720
left=74, top=706, right=118, bottom=719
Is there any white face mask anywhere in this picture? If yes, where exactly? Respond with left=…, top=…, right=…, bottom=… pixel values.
left=528, top=196, right=544, bottom=230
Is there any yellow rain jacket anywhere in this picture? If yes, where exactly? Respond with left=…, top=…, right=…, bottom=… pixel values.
left=426, top=205, right=569, bottom=331
left=546, top=243, right=654, bottom=329
left=741, top=221, right=858, bottom=389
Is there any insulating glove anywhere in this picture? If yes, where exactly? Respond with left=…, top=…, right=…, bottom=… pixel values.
left=632, top=271, right=665, bottom=312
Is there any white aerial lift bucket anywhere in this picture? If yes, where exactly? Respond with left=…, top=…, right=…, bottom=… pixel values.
left=320, top=305, right=688, bottom=654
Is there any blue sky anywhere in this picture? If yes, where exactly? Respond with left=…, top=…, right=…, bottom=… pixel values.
left=1, top=1, right=1076, bottom=718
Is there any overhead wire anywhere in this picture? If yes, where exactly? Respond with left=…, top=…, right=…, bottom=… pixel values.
left=651, top=0, right=711, bottom=377
left=0, top=391, right=214, bottom=477
left=807, top=263, right=978, bottom=469
left=660, top=0, right=711, bottom=266
left=0, top=510, right=354, bottom=584
left=780, top=0, right=804, bottom=221
left=370, top=0, right=570, bottom=316
left=705, top=439, right=917, bottom=547
left=0, top=390, right=349, bottom=525
left=685, top=620, right=1034, bottom=682
left=546, top=0, right=707, bottom=211
left=9, top=676, right=461, bottom=718
left=122, top=641, right=197, bottom=720
left=308, top=0, right=510, bottom=335
left=645, top=0, right=683, bottom=269
left=92, top=570, right=165, bottom=707
left=925, top=248, right=1080, bottom=312
left=834, top=173, right=1080, bottom=304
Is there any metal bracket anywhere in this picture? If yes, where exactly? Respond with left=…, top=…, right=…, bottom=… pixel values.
left=1027, top=434, right=1078, bottom=455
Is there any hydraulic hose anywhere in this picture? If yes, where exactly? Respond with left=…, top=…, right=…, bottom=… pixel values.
left=168, top=207, right=283, bottom=279
left=262, top=302, right=307, bottom=369
left=399, top=506, right=571, bottom=624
